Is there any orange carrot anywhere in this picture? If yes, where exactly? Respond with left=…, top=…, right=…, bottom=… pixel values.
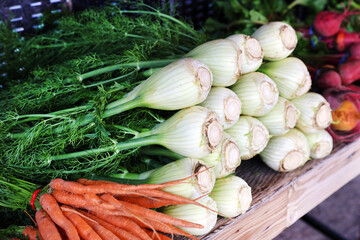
left=100, top=194, right=161, bottom=240
left=61, top=206, right=120, bottom=240
left=50, top=179, right=146, bottom=195
left=84, top=217, right=122, bottom=240
left=89, top=211, right=151, bottom=240
left=133, top=189, right=221, bottom=216
left=100, top=194, right=203, bottom=229
left=35, top=209, right=62, bottom=240
left=142, top=228, right=172, bottom=240
left=52, top=190, right=118, bottom=210
left=77, top=179, right=189, bottom=190
left=61, top=206, right=102, bottom=240
left=52, top=190, right=88, bottom=207
left=84, top=193, right=118, bottom=210
left=77, top=179, right=114, bottom=185
left=133, top=189, right=199, bottom=204
left=115, top=196, right=187, bottom=208
left=39, top=193, right=80, bottom=240
left=77, top=171, right=203, bottom=190
left=22, top=226, right=41, bottom=240
left=129, top=217, right=199, bottom=240
left=77, top=209, right=141, bottom=240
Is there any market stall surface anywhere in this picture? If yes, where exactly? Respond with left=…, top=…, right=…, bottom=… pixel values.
left=176, top=139, right=360, bottom=240
left=276, top=175, right=360, bottom=240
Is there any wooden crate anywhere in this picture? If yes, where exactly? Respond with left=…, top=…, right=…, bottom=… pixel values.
left=176, top=138, right=360, bottom=240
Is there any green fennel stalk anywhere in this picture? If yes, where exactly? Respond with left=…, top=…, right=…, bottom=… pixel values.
left=0, top=174, right=43, bottom=228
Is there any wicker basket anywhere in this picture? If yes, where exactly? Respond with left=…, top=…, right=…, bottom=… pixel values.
left=0, top=0, right=213, bottom=32
left=0, top=0, right=71, bottom=32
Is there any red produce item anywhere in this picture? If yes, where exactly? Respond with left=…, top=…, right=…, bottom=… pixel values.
left=323, top=85, right=360, bottom=142
left=349, top=43, right=360, bottom=60
left=314, top=1, right=360, bottom=37
left=339, top=60, right=360, bottom=85
left=317, top=70, right=342, bottom=90
left=336, top=29, right=360, bottom=51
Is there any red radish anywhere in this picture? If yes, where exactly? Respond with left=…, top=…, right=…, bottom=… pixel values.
left=317, top=70, right=342, bottom=89
left=339, top=60, right=360, bottom=85
left=349, top=43, right=360, bottom=60
left=314, top=1, right=360, bottom=37
left=336, top=29, right=360, bottom=51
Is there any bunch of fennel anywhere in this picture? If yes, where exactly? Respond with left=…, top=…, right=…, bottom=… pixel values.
left=235, top=21, right=334, bottom=172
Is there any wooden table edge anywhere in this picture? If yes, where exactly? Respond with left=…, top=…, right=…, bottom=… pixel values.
left=200, top=138, right=360, bottom=240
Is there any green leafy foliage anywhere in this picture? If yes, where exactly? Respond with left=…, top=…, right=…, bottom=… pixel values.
left=0, top=174, right=40, bottom=228
left=0, top=2, right=205, bottom=185
left=0, top=1, right=206, bottom=87
left=0, top=225, right=28, bottom=239
left=204, top=0, right=359, bottom=37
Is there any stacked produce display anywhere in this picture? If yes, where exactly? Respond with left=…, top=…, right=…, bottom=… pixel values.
left=309, top=4, right=360, bottom=143
left=0, top=2, right=345, bottom=239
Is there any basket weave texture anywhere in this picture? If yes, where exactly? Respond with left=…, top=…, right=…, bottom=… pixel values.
left=0, top=0, right=212, bottom=32
left=0, top=0, right=71, bottom=32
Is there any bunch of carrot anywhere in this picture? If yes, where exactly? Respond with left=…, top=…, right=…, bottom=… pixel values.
left=20, top=176, right=216, bottom=240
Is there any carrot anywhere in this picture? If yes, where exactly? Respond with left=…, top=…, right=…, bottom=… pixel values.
left=339, top=60, right=360, bottom=85
left=142, top=228, right=172, bottom=240
left=115, top=196, right=187, bottom=208
left=22, top=226, right=41, bottom=240
left=52, top=190, right=88, bottom=207
left=51, top=179, right=147, bottom=195
left=81, top=203, right=163, bottom=240
left=78, top=179, right=114, bottom=185
left=52, top=190, right=118, bottom=210
left=35, top=209, right=62, bottom=240
left=52, top=178, right=194, bottom=200
left=61, top=206, right=121, bottom=240
left=77, top=209, right=141, bottom=240
left=79, top=179, right=190, bottom=190
left=39, top=193, right=80, bottom=240
left=314, top=0, right=360, bottom=37
left=84, top=193, right=118, bottom=210
left=100, top=194, right=203, bottom=229
left=61, top=206, right=102, bottom=240
left=99, top=194, right=162, bottom=240
left=78, top=168, right=208, bottom=191
left=129, top=217, right=199, bottom=240
left=133, top=189, right=219, bottom=215
left=52, top=171, right=209, bottom=198
left=89, top=210, right=152, bottom=240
